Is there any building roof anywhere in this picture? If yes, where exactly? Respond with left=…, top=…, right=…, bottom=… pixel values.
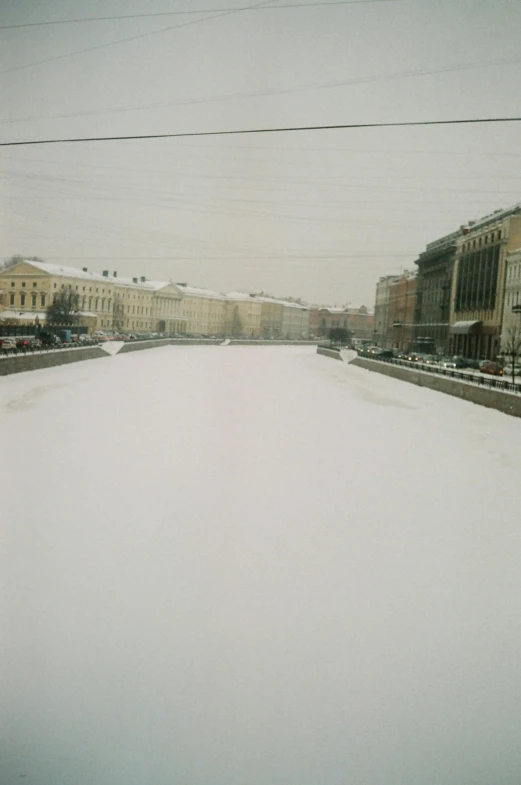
left=252, top=295, right=308, bottom=310
left=225, top=292, right=260, bottom=302
left=9, top=260, right=111, bottom=284
left=176, top=284, right=226, bottom=301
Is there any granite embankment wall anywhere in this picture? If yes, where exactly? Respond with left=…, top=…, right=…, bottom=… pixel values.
left=316, top=346, right=343, bottom=361
left=0, top=347, right=109, bottom=376
left=350, top=356, right=521, bottom=418
left=0, top=339, right=318, bottom=376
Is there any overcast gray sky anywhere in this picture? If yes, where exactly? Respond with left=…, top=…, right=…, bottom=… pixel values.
left=1, top=0, right=521, bottom=306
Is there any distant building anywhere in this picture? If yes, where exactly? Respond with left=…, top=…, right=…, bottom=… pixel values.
left=449, top=204, right=521, bottom=359
left=387, top=272, right=417, bottom=351
left=373, top=275, right=400, bottom=347
left=316, top=306, right=349, bottom=336
left=225, top=293, right=262, bottom=337
left=345, top=306, right=373, bottom=342
left=253, top=296, right=309, bottom=339
left=413, top=229, right=461, bottom=355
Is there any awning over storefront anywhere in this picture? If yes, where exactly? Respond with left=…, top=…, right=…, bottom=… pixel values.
left=450, top=320, right=482, bottom=335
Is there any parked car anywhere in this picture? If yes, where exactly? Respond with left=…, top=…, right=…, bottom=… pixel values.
left=27, top=338, right=42, bottom=349
left=438, top=358, right=457, bottom=369
left=420, top=354, right=439, bottom=365
left=372, top=348, right=394, bottom=358
left=15, top=337, right=29, bottom=350
left=407, top=353, right=422, bottom=362
left=1, top=337, right=17, bottom=353
left=451, top=356, right=470, bottom=368
left=480, top=361, right=503, bottom=376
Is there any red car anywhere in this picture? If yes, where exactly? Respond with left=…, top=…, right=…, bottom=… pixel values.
left=480, top=362, right=503, bottom=376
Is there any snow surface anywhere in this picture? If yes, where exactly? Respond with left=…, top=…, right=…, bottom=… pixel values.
left=2, top=346, right=521, bottom=785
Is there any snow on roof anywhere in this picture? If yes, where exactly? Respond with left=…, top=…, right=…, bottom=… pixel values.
left=0, top=309, right=47, bottom=321
left=252, top=296, right=308, bottom=310
left=225, top=292, right=259, bottom=301
left=15, top=260, right=111, bottom=283
left=468, top=203, right=521, bottom=232
left=176, top=284, right=226, bottom=300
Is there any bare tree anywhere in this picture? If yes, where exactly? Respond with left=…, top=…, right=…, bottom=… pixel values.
left=46, top=290, right=80, bottom=325
left=503, top=322, right=521, bottom=382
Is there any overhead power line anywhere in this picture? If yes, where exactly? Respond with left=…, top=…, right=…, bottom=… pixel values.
left=3, top=54, right=520, bottom=126
left=1, top=117, right=521, bottom=147
left=0, top=0, right=278, bottom=77
left=0, top=1, right=398, bottom=30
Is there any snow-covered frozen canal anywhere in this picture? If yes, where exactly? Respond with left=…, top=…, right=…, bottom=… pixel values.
left=2, top=345, right=521, bottom=785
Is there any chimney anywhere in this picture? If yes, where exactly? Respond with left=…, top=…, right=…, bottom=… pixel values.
left=82, top=267, right=88, bottom=272
left=113, top=271, right=117, bottom=278
left=140, top=276, right=146, bottom=283
left=133, top=277, right=138, bottom=284
left=102, top=270, right=109, bottom=277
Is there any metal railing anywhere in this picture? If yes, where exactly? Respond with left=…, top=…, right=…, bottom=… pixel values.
left=358, top=354, right=521, bottom=396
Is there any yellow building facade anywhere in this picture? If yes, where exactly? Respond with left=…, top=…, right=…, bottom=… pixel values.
left=225, top=293, right=262, bottom=337
left=0, top=261, right=115, bottom=331
left=0, top=261, right=186, bottom=334
left=177, top=285, right=227, bottom=335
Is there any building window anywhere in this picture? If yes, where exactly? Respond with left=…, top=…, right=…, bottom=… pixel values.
left=20, top=293, right=26, bottom=306
left=10, top=282, right=15, bottom=287
left=101, top=298, right=105, bottom=311
left=33, top=282, right=37, bottom=288
left=54, top=283, right=57, bottom=288
left=40, top=293, right=46, bottom=307
left=31, top=294, right=37, bottom=307
left=82, top=286, right=85, bottom=292
left=498, top=230, right=502, bottom=240
left=9, top=293, right=14, bottom=305
left=21, top=281, right=26, bottom=288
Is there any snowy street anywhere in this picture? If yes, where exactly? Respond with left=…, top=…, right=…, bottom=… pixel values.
left=2, top=345, right=521, bottom=785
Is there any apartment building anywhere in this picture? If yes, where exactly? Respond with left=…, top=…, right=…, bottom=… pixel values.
left=449, top=205, right=521, bottom=359
left=501, top=248, right=521, bottom=352
left=387, top=272, right=417, bottom=351
left=413, top=229, right=461, bottom=355
left=176, top=284, right=227, bottom=335
left=373, top=275, right=400, bottom=347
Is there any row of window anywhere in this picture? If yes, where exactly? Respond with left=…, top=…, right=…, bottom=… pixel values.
left=507, top=264, right=521, bottom=281
left=10, top=281, right=109, bottom=294
left=9, top=293, right=46, bottom=307
left=461, top=230, right=501, bottom=253
left=455, top=246, right=500, bottom=312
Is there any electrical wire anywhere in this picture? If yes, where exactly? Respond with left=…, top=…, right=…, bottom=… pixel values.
left=2, top=117, right=521, bottom=147
left=3, top=54, right=520, bottom=126
left=0, top=1, right=398, bottom=30
left=0, top=0, right=279, bottom=77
